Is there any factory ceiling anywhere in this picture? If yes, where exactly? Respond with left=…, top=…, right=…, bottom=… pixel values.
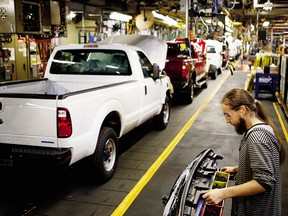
left=68, top=0, right=288, bottom=35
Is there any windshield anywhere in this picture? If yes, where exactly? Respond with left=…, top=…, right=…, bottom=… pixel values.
left=206, top=45, right=216, bottom=53
left=50, top=49, right=131, bottom=75
left=167, top=43, right=190, bottom=58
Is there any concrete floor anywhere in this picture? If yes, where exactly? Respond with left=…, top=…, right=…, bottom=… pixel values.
left=0, top=60, right=287, bottom=216
left=125, top=63, right=288, bottom=216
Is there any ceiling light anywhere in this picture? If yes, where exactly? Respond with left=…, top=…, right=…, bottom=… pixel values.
left=263, top=0, right=273, bottom=11
left=67, top=11, right=77, bottom=20
left=109, top=12, right=132, bottom=22
left=263, top=21, right=270, bottom=27
left=152, top=11, right=178, bottom=26
left=88, top=14, right=100, bottom=17
left=152, top=11, right=165, bottom=20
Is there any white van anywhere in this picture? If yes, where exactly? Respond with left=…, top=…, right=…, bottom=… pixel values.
left=204, top=39, right=223, bottom=79
left=228, top=39, right=242, bottom=60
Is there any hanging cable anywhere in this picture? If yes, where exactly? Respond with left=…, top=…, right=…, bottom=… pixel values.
left=199, top=16, right=209, bottom=37
left=213, top=0, right=221, bottom=13
left=222, top=0, right=237, bottom=10
left=209, top=15, right=219, bottom=33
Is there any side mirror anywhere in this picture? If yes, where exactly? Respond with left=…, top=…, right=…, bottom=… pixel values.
left=152, top=63, right=160, bottom=80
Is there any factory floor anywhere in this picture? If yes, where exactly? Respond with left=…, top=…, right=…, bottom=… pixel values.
left=0, top=58, right=287, bottom=216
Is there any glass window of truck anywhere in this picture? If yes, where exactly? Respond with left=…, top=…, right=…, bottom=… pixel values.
left=50, top=50, right=131, bottom=75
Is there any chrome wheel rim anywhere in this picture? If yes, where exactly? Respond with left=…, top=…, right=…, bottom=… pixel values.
left=103, top=138, right=116, bottom=171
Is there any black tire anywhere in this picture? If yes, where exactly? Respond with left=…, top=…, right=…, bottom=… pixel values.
left=217, top=67, right=222, bottom=75
left=184, top=83, right=194, bottom=104
left=210, top=65, right=217, bottom=80
left=153, top=95, right=170, bottom=130
left=89, top=127, right=118, bottom=184
left=212, top=68, right=217, bottom=79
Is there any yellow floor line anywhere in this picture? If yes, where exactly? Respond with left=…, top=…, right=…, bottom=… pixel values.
left=111, top=73, right=230, bottom=216
left=273, top=102, right=288, bottom=142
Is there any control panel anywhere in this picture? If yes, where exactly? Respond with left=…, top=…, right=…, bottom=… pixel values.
left=0, top=0, right=43, bottom=34
left=0, top=0, right=16, bottom=33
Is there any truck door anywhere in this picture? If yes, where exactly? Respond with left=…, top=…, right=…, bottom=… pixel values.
left=136, top=51, right=162, bottom=124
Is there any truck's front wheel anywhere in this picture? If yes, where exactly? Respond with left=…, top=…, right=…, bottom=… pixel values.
left=90, top=127, right=118, bottom=184
left=153, top=95, right=170, bottom=130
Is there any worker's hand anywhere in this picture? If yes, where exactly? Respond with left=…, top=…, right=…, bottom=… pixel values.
left=221, top=166, right=238, bottom=173
left=202, top=189, right=224, bottom=205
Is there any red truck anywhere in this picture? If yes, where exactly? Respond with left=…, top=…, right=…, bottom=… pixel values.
left=164, top=38, right=208, bottom=104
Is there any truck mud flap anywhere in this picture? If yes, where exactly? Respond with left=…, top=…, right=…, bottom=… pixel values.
left=162, top=149, right=228, bottom=216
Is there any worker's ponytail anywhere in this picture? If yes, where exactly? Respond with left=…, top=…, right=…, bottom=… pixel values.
left=255, top=99, right=286, bottom=165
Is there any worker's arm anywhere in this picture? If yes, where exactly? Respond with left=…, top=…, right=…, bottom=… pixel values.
left=221, top=166, right=238, bottom=173
left=202, top=180, right=266, bottom=205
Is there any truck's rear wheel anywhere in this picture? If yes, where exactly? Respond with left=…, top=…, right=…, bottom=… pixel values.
left=211, top=68, right=217, bottom=80
left=90, top=127, right=118, bottom=184
left=210, top=64, right=218, bottom=80
left=184, top=83, right=194, bottom=104
left=153, top=96, right=170, bottom=130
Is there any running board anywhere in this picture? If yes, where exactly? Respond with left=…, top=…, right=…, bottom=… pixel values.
left=194, top=80, right=207, bottom=88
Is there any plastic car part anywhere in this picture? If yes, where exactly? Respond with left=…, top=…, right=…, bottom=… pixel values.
left=162, top=149, right=225, bottom=216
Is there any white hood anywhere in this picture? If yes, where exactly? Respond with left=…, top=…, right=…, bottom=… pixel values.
left=99, top=35, right=168, bottom=70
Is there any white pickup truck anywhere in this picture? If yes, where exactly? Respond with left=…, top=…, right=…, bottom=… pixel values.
left=0, top=35, right=173, bottom=183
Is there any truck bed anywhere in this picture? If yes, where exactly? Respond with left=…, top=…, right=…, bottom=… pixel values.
left=0, top=78, right=131, bottom=96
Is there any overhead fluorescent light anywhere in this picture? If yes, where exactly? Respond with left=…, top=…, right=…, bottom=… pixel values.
left=263, top=0, right=273, bottom=10
left=88, top=14, right=101, bottom=17
left=152, top=11, right=178, bottom=26
left=164, top=16, right=178, bottom=26
left=152, top=11, right=165, bottom=20
left=67, top=11, right=77, bottom=20
left=263, top=21, right=270, bottom=27
left=109, top=12, right=132, bottom=22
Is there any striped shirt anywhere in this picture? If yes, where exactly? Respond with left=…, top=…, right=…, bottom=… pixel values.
left=231, top=123, right=282, bottom=216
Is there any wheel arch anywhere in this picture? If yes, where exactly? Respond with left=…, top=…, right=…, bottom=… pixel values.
left=89, top=100, right=125, bottom=154
left=101, top=111, right=121, bottom=137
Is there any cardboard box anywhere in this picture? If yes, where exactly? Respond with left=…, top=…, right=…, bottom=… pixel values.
left=270, top=65, right=278, bottom=74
